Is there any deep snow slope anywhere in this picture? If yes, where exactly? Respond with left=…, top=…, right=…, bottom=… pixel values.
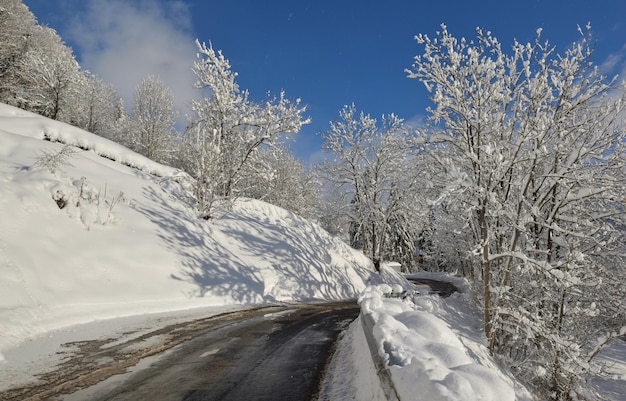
left=0, top=103, right=386, bottom=356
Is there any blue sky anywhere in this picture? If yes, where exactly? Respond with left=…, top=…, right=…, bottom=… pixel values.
left=23, top=0, right=626, bottom=164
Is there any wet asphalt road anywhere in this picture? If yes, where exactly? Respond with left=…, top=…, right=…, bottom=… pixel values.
left=3, top=282, right=455, bottom=401
left=74, top=302, right=359, bottom=401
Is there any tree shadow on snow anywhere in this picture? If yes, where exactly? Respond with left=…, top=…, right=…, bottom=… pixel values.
left=135, top=186, right=367, bottom=304
left=135, top=186, right=266, bottom=304
left=215, top=207, right=365, bottom=301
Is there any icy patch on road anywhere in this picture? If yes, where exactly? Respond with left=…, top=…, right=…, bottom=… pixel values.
left=0, top=305, right=242, bottom=391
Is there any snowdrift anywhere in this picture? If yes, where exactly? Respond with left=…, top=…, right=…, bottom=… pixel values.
left=358, top=285, right=535, bottom=401
left=0, top=103, right=384, bottom=355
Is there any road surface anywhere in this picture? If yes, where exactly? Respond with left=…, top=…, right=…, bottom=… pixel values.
left=407, top=277, right=458, bottom=297
left=2, top=302, right=359, bottom=401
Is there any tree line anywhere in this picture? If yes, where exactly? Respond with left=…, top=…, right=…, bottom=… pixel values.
left=0, top=0, right=320, bottom=221
left=2, top=2, right=626, bottom=398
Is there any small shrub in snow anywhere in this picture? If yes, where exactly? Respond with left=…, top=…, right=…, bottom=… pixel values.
left=33, top=145, right=78, bottom=174
left=100, top=186, right=126, bottom=223
left=50, top=178, right=126, bottom=227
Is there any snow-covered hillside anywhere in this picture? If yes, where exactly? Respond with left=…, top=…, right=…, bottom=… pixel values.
left=0, top=103, right=384, bottom=357
left=3, top=103, right=623, bottom=400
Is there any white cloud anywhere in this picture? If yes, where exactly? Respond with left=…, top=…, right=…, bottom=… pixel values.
left=599, top=47, right=626, bottom=77
left=304, top=148, right=327, bottom=166
left=67, top=0, right=198, bottom=121
left=597, top=46, right=626, bottom=130
left=404, top=113, right=427, bottom=131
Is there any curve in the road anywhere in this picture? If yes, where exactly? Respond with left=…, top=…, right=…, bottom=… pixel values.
left=72, top=303, right=359, bottom=401
left=407, top=278, right=458, bottom=297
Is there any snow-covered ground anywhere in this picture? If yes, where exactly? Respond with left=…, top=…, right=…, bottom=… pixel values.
left=1, top=103, right=624, bottom=399
left=318, top=273, right=533, bottom=401
left=0, top=102, right=383, bottom=357
left=357, top=284, right=533, bottom=401
left=321, top=277, right=626, bottom=401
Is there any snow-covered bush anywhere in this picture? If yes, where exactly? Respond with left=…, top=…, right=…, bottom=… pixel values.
left=50, top=178, right=125, bottom=228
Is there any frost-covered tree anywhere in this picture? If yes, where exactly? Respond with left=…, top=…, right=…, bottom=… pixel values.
left=69, top=73, right=121, bottom=139
left=320, top=104, right=423, bottom=271
left=238, top=145, right=321, bottom=219
left=0, top=0, right=36, bottom=101
left=0, top=0, right=129, bottom=154
left=0, top=2, right=120, bottom=136
left=408, top=24, right=626, bottom=399
left=13, top=25, right=82, bottom=121
left=127, top=75, right=178, bottom=164
left=185, top=40, right=309, bottom=217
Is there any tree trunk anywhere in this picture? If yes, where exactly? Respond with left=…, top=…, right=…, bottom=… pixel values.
left=479, top=206, right=493, bottom=347
left=371, top=221, right=380, bottom=272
